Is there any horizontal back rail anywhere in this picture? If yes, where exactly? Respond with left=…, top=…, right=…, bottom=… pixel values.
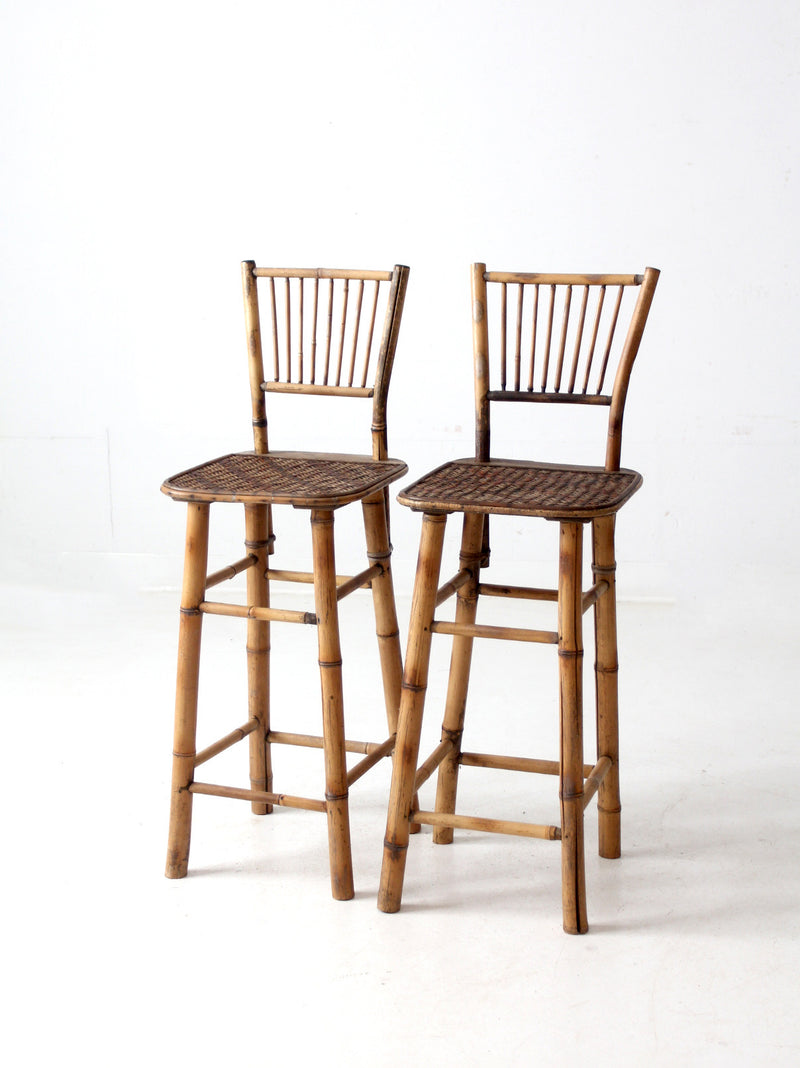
left=253, top=267, right=393, bottom=282
left=484, top=272, right=643, bottom=286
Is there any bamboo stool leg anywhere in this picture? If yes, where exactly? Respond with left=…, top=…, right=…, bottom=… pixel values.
left=592, top=514, right=621, bottom=859
left=363, top=490, right=422, bottom=832
left=166, top=503, right=210, bottom=879
left=311, top=508, right=354, bottom=901
left=245, top=504, right=273, bottom=815
left=361, top=491, right=403, bottom=733
left=432, top=511, right=485, bottom=843
left=378, top=512, right=448, bottom=913
left=558, top=520, right=588, bottom=934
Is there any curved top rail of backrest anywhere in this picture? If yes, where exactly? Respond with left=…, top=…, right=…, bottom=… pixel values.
left=471, top=263, right=659, bottom=469
left=242, top=262, right=410, bottom=459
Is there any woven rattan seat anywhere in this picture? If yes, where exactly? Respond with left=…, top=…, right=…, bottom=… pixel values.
left=163, top=262, right=410, bottom=901
left=398, top=458, right=642, bottom=518
left=163, top=452, right=408, bottom=508
left=379, top=263, right=659, bottom=933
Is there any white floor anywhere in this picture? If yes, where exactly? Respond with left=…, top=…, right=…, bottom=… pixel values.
left=3, top=583, right=798, bottom=1066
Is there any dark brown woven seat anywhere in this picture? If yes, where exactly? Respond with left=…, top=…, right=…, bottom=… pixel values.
left=163, top=452, right=408, bottom=508
left=398, top=457, right=642, bottom=519
left=379, top=263, right=660, bottom=934
left=163, top=262, right=410, bottom=902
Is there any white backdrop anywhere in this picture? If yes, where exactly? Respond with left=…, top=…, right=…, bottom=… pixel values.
left=2, top=0, right=798, bottom=615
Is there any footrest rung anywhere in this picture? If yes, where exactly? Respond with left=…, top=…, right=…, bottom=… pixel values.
left=582, top=580, right=610, bottom=614
left=189, top=781, right=326, bottom=812
left=267, top=730, right=387, bottom=755
left=266, top=568, right=372, bottom=590
left=195, top=718, right=259, bottom=767
left=412, top=809, right=561, bottom=840
left=205, top=554, right=258, bottom=590
left=582, top=756, right=612, bottom=810
left=460, top=751, right=595, bottom=777
left=199, top=601, right=317, bottom=624
left=478, top=582, right=558, bottom=602
left=347, top=735, right=396, bottom=787
left=430, top=620, right=558, bottom=644
left=436, top=568, right=472, bottom=607
left=413, top=738, right=457, bottom=791
left=335, top=563, right=382, bottom=601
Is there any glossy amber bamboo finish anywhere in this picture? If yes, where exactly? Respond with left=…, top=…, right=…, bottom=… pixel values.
left=311, top=509, right=354, bottom=900
left=163, top=260, right=409, bottom=898
left=362, top=491, right=404, bottom=732
left=378, top=513, right=447, bottom=913
left=378, top=261, right=659, bottom=933
left=165, top=503, right=210, bottom=879
left=433, top=512, right=485, bottom=844
left=245, top=504, right=272, bottom=814
left=593, top=514, right=621, bottom=857
left=558, top=521, right=588, bottom=934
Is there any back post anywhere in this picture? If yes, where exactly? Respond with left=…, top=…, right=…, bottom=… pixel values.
left=471, top=262, right=492, bottom=565
left=605, top=266, right=660, bottom=470
left=242, top=260, right=269, bottom=454
left=371, top=265, right=410, bottom=461
left=471, top=262, right=491, bottom=463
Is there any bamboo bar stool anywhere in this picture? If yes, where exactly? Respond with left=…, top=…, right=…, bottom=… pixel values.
left=163, top=262, right=409, bottom=900
left=379, top=263, right=659, bottom=932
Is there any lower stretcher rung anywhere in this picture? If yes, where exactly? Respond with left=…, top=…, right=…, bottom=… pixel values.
left=189, top=781, right=326, bottom=812
left=268, top=730, right=386, bottom=755
left=346, top=735, right=396, bottom=787
left=460, top=751, right=596, bottom=777
left=412, top=809, right=561, bottom=841
left=582, top=756, right=612, bottom=809
left=199, top=600, right=317, bottom=624
left=430, top=619, right=558, bottom=644
left=194, top=718, right=259, bottom=767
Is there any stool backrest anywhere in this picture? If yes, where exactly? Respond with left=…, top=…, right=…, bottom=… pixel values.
left=471, top=264, right=659, bottom=470
left=242, top=263, right=410, bottom=460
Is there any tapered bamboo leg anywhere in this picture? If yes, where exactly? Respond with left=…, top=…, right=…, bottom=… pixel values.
left=593, top=514, right=621, bottom=859
left=166, top=503, right=210, bottom=878
left=361, top=491, right=403, bottom=732
left=433, top=511, right=485, bottom=844
left=378, top=513, right=447, bottom=913
left=558, top=521, right=588, bottom=934
left=363, top=491, right=422, bottom=831
left=245, top=504, right=272, bottom=815
left=311, top=508, right=354, bottom=901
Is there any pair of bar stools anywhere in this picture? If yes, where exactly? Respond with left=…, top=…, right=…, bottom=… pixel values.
left=162, top=260, right=659, bottom=933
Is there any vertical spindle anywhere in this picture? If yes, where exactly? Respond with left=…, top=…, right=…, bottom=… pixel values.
left=298, top=277, right=304, bottom=383
left=310, top=277, right=319, bottom=383
left=361, top=280, right=381, bottom=388
left=554, top=284, right=573, bottom=391
left=284, top=278, right=292, bottom=382
left=335, top=279, right=349, bottom=386
left=596, top=285, right=624, bottom=394
left=500, top=282, right=507, bottom=391
left=514, top=283, right=523, bottom=391
left=567, top=286, right=589, bottom=393
left=540, top=284, right=556, bottom=391
left=527, top=284, right=539, bottom=391
left=269, top=278, right=279, bottom=381
left=324, top=278, right=334, bottom=385
left=347, top=280, right=364, bottom=387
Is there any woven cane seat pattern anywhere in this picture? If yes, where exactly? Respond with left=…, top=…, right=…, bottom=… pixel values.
left=398, top=458, right=642, bottom=518
left=162, top=452, right=408, bottom=507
